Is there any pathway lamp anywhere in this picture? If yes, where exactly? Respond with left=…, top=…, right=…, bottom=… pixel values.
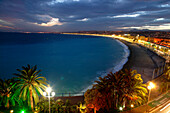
left=130, top=104, right=134, bottom=112
left=146, top=82, right=155, bottom=112
left=43, top=86, right=55, bottom=113
left=148, top=82, right=155, bottom=102
left=10, top=110, right=14, bottom=113
left=119, top=106, right=123, bottom=111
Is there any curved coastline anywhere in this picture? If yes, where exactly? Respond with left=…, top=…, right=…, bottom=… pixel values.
left=81, top=36, right=130, bottom=93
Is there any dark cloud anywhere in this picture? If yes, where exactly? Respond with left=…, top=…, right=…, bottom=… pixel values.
left=0, top=0, right=170, bottom=32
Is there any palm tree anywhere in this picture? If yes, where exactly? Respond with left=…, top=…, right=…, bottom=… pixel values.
left=165, top=65, right=170, bottom=90
left=85, top=69, right=148, bottom=112
left=14, top=64, right=48, bottom=110
left=94, top=71, right=126, bottom=109
left=0, top=78, right=18, bottom=108
left=160, top=64, right=170, bottom=92
left=121, top=69, right=148, bottom=107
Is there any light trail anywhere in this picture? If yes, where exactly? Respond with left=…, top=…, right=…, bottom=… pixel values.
left=160, top=103, right=170, bottom=111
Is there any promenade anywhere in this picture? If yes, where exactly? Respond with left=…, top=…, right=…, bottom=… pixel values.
left=116, top=38, right=168, bottom=113
left=121, top=40, right=165, bottom=83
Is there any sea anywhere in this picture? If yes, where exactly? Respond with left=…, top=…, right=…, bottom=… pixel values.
left=0, top=32, right=129, bottom=94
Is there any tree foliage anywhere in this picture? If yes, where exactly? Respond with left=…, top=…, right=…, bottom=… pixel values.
left=36, top=98, right=81, bottom=113
left=14, top=64, right=48, bottom=110
left=160, top=63, right=170, bottom=93
left=0, top=78, right=20, bottom=108
left=84, top=69, right=148, bottom=112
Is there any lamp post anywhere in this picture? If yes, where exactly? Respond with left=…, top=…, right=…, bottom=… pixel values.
left=119, top=106, right=123, bottom=111
left=43, top=87, right=55, bottom=113
left=146, top=82, right=155, bottom=113
left=130, top=104, right=134, bottom=112
left=10, top=110, right=14, bottom=113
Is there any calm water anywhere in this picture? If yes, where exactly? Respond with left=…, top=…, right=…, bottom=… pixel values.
left=0, top=33, right=125, bottom=93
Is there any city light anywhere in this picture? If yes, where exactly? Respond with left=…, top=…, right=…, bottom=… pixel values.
left=46, top=87, right=52, bottom=93
left=51, top=92, right=55, bottom=96
left=43, top=86, right=55, bottom=113
left=147, top=82, right=155, bottom=90
left=146, top=82, right=156, bottom=112
left=119, top=107, right=123, bottom=111
left=131, top=104, right=134, bottom=108
left=43, top=92, right=47, bottom=96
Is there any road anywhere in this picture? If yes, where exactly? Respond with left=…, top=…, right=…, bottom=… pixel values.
left=156, top=103, right=170, bottom=113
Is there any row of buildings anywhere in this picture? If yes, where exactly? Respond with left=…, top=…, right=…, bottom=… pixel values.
left=121, top=34, right=170, bottom=48
left=72, top=30, right=170, bottom=48
left=115, top=33, right=170, bottom=62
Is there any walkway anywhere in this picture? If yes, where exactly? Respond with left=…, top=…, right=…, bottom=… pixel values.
left=121, top=40, right=165, bottom=83
left=122, top=91, right=170, bottom=113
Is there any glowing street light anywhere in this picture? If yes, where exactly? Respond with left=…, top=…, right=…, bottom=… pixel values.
left=10, top=110, right=14, bottom=113
left=46, top=87, right=52, bottom=93
left=131, top=104, right=134, bottom=108
left=43, top=86, right=55, bottom=113
left=147, top=82, right=155, bottom=90
left=119, top=107, right=123, bottom=111
left=146, top=82, right=155, bottom=112
left=148, top=82, right=155, bottom=102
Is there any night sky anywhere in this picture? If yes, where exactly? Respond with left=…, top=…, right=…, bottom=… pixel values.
left=0, top=0, right=170, bottom=32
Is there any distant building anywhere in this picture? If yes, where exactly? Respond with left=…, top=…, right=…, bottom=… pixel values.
left=139, top=36, right=146, bottom=40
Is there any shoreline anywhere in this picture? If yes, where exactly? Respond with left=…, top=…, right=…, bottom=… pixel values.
left=63, top=33, right=131, bottom=93
left=77, top=33, right=165, bottom=85
left=114, top=39, right=166, bottom=83
left=80, top=35, right=130, bottom=93
left=56, top=34, right=167, bottom=106
left=63, top=33, right=165, bottom=92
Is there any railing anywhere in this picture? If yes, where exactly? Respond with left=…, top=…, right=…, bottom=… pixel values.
left=54, top=92, right=85, bottom=97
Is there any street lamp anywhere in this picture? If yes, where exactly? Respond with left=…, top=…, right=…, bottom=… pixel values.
left=148, top=82, right=155, bottom=102
left=119, top=106, right=123, bottom=111
left=130, top=104, right=134, bottom=112
left=43, top=86, right=55, bottom=113
left=146, top=82, right=155, bottom=112
left=10, top=110, right=14, bottom=113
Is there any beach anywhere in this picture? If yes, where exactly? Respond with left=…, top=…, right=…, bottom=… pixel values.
left=56, top=36, right=166, bottom=105
left=119, top=40, right=165, bottom=83
left=113, top=38, right=167, bottom=113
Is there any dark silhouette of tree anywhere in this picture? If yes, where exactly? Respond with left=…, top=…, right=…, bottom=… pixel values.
left=85, top=69, right=148, bottom=112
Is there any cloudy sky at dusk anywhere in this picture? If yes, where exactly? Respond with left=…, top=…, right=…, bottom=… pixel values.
left=0, top=0, right=170, bottom=32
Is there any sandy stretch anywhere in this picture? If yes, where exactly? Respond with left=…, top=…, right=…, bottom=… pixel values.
left=119, top=40, right=165, bottom=83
